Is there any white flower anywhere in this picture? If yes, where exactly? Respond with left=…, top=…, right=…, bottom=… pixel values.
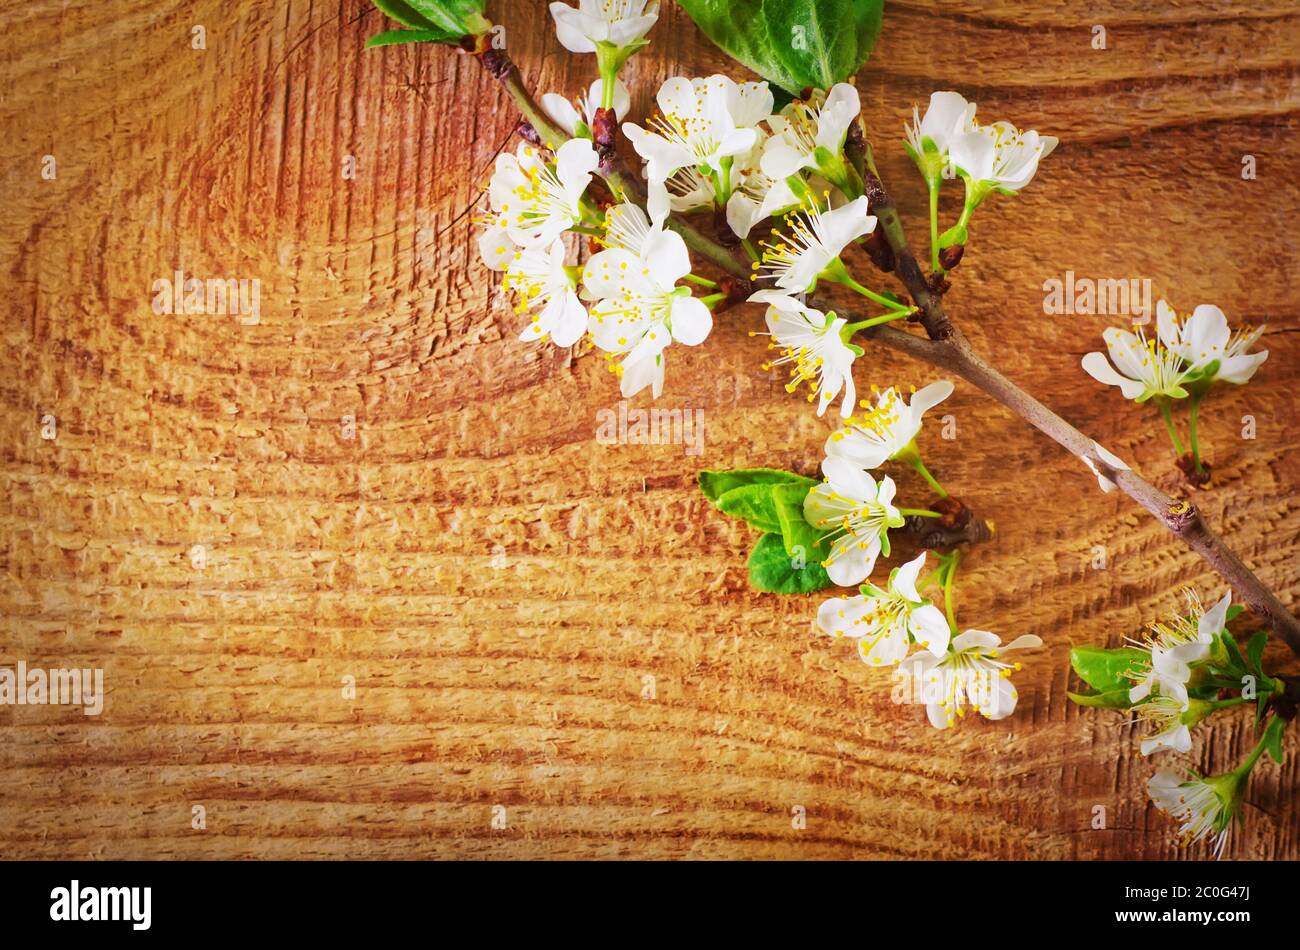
left=496, top=239, right=589, bottom=348
left=803, top=457, right=904, bottom=586
left=1147, top=767, right=1240, bottom=859
left=948, top=120, right=1057, bottom=195
left=903, top=91, right=977, bottom=176
left=477, top=218, right=521, bottom=272
left=728, top=135, right=806, bottom=241
left=1156, top=300, right=1268, bottom=385
left=663, top=165, right=715, bottom=213
left=1079, top=440, right=1130, bottom=494
left=760, top=84, right=861, bottom=181
left=817, top=552, right=952, bottom=665
left=541, top=78, right=631, bottom=137
left=1135, top=694, right=1197, bottom=756
left=601, top=180, right=672, bottom=260
left=901, top=630, right=1043, bottom=729
left=582, top=229, right=711, bottom=399
left=1081, top=326, right=1192, bottom=402
left=725, top=133, right=803, bottom=239
left=623, top=75, right=772, bottom=183
left=826, top=381, right=954, bottom=468
left=755, top=196, right=876, bottom=293
left=488, top=140, right=599, bottom=247
left=549, top=0, right=660, bottom=54
left=1128, top=590, right=1230, bottom=707
left=747, top=291, right=857, bottom=418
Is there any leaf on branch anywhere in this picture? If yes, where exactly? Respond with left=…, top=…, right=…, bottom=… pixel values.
left=1069, top=645, right=1147, bottom=694
left=747, top=533, right=833, bottom=594
left=1261, top=714, right=1286, bottom=764
left=716, top=483, right=786, bottom=534
left=365, top=28, right=460, bottom=48
left=771, top=481, right=827, bottom=559
left=677, top=0, right=883, bottom=94
left=368, top=0, right=489, bottom=45
left=697, top=468, right=814, bottom=504
left=1246, top=630, right=1267, bottom=676
left=1067, top=689, right=1135, bottom=710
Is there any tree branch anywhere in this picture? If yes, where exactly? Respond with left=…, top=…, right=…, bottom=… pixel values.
left=474, top=46, right=1300, bottom=656
left=857, top=163, right=1300, bottom=657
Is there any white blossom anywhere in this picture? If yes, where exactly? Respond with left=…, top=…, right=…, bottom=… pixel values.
left=803, top=457, right=904, bottom=586
left=817, top=552, right=952, bottom=665
left=826, top=382, right=954, bottom=468
left=1156, top=300, right=1268, bottom=385
left=549, top=0, right=660, bottom=54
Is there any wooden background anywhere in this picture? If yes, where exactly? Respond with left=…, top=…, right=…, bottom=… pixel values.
left=1, top=0, right=1298, bottom=860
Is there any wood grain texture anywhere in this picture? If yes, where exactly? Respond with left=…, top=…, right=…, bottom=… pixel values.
left=1, top=0, right=1297, bottom=860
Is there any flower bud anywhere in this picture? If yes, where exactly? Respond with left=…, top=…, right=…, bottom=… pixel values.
left=938, top=243, right=965, bottom=270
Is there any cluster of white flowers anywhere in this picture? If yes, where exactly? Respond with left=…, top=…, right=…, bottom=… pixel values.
left=478, top=140, right=600, bottom=347
left=808, top=379, right=1042, bottom=728
left=1120, top=590, right=1253, bottom=858
left=482, top=12, right=1053, bottom=735
left=1128, top=590, right=1231, bottom=755
left=623, top=79, right=870, bottom=242
left=1083, top=301, right=1268, bottom=401
left=905, top=90, right=1057, bottom=198
left=477, top=12, right=742, bottom=397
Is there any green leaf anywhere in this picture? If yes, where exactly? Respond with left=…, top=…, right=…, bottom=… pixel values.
left=405, top=0, right=490, bottom=35
left=1068, top=689, right=1135, bottom=710
left=1261, top=715, right=1286, bottom=764
left=1226, top=604, right=1245, bottom=622
left=747, top=532, right=833, bottom=594
left=1246, top=630, right=1267, bottom=676
left=1069, top=646, right=1147, bottom=694
left=677, top=0, right=884, bottom=95
left=373, top=0, right=440, bottom=29
left=365, top=28, right=458, bottom=48
left=697, top=468, right=813, bottom=504
left=1221, top=630, right=1247, bottom=672
left=771, top=481, right=827, bottom=560
left=716, top=484, right=784, bottom=534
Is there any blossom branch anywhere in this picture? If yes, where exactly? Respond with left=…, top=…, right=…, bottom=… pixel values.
left=470, top=45, right=1297, bottom=654
left=853, top=158, right=1300, bottom=658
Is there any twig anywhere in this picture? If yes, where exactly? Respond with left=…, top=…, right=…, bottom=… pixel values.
left=856, top=158, right=1300, bottom=657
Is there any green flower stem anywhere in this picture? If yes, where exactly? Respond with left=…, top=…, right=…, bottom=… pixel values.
left=918, top=566, right=946, bottom=591
left=928, top=183, right=941, bottom=273
left=907, top=452, right=949, bottom=499
left=741, top=238, right=760, bottom=263
left=824, top=262, right=910, bottom=312
left=1231, top=729, right=1272, bottom=780
left=683, top=273, right=719, bottom=289
left=842, top=310, right=912, bottom=335
left=1158, top=400, right=1186, bottom=457
left=1209, top=696, right=1251, bottom=711
left=1189, top=391, right=1206, bottom=474
left=715, top=157, right=734, bottom=209
left=571, top=224, right=603, bottom=237
left=699, top=292, right=728, bottom=309
left=943, top=550, right=961, bottom=634
left=899, top=508, right=943, bottom=519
